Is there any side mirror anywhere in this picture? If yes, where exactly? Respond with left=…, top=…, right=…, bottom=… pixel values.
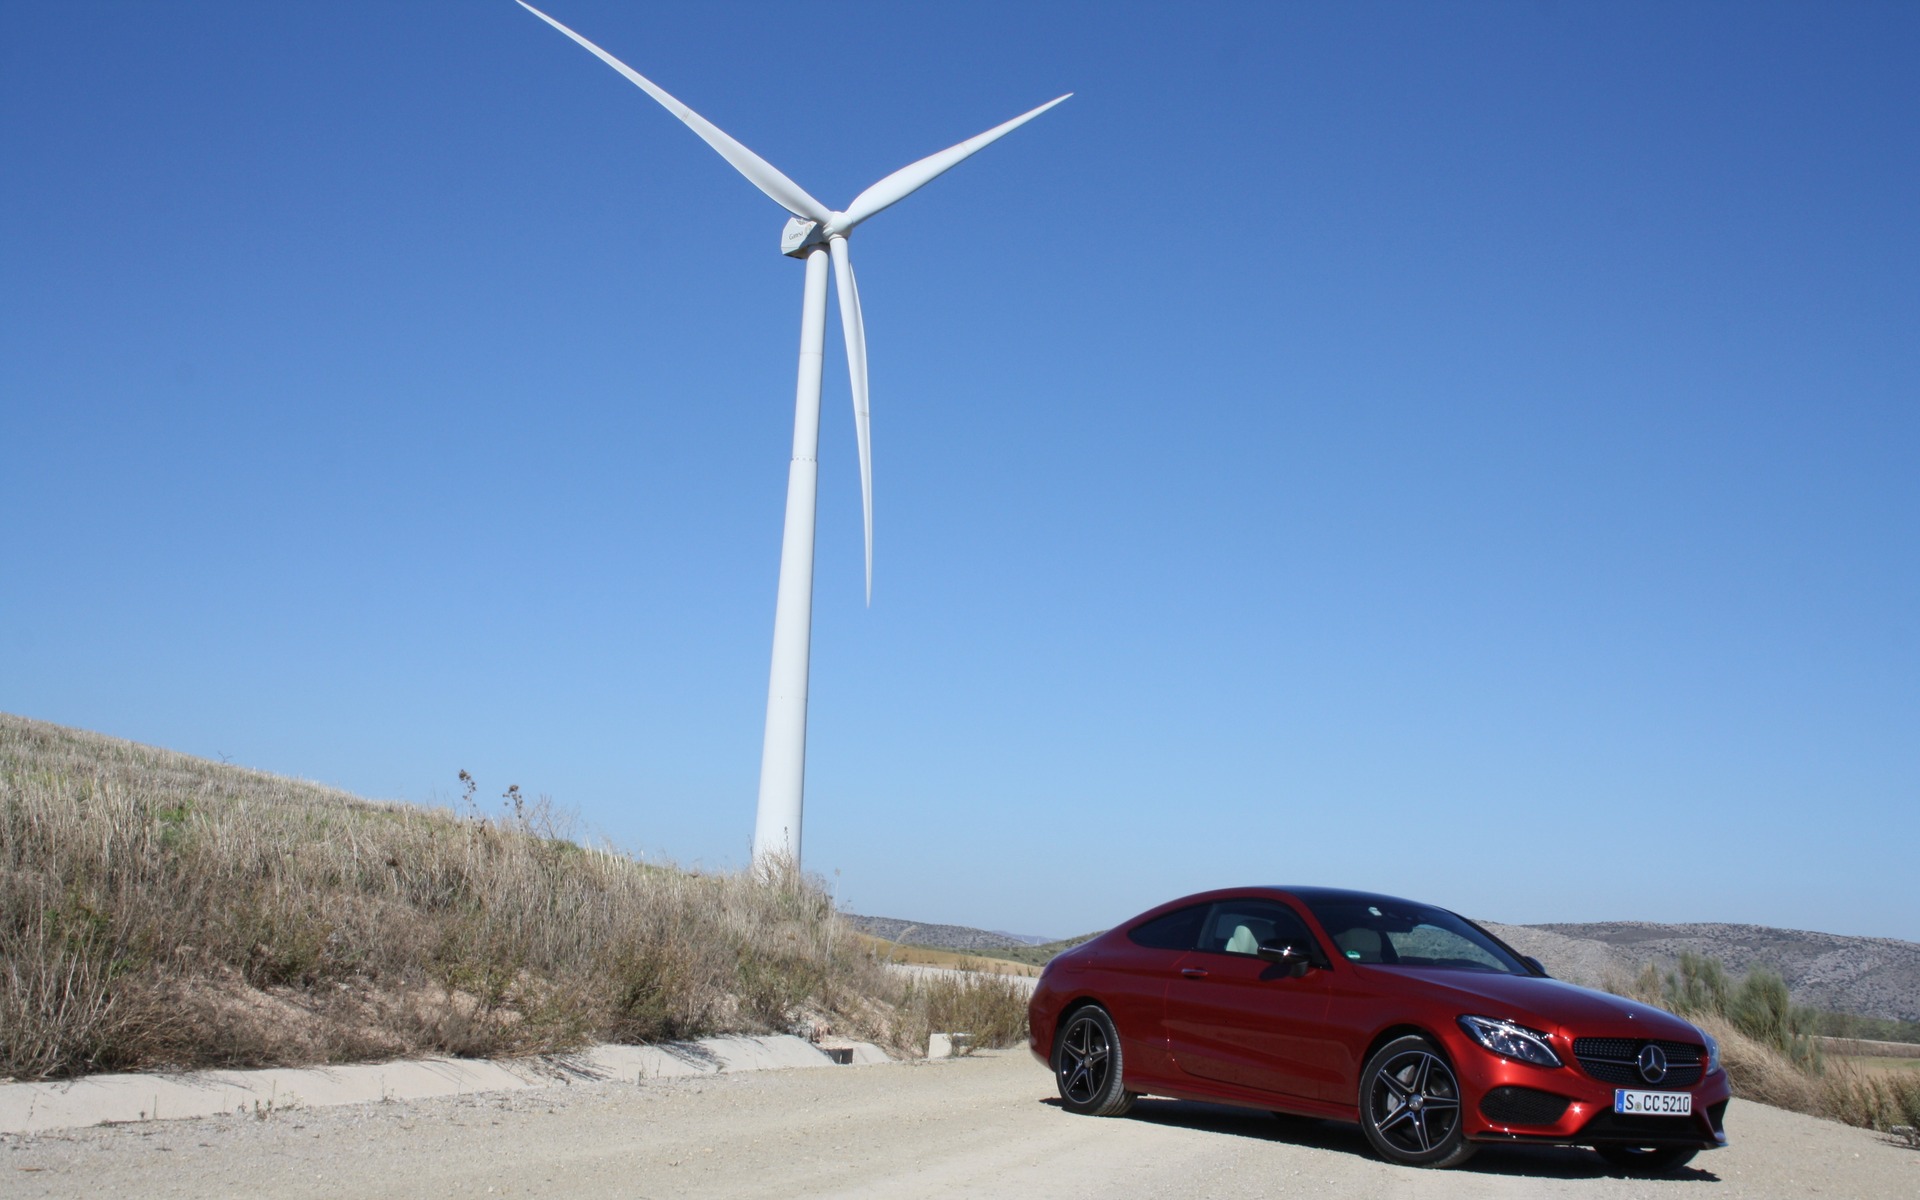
left=1256, top=939, right=1314, bottom=976
left=1524, top=956, right=1548, bottom=977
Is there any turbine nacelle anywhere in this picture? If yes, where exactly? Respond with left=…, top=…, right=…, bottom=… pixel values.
left=781, top=216, right=835, bottom=258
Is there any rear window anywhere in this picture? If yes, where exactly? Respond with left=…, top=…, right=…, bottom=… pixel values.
left=1127, top=904, right=1209, bottom=950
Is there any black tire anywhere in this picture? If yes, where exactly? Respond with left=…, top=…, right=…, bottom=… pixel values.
left=1594, top=1145, right=1699, bottom=1175
left=1052, top=1006, right=1136, bottom=1117
left=1358, top=1035, right=1478, bottom=1168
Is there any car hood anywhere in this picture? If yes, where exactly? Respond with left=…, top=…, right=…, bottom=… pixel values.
left=1374, top=968, right=1704, bottom=1042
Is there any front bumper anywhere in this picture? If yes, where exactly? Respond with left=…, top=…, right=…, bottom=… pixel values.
left=1448, top=1034, right=1731, bottom=1149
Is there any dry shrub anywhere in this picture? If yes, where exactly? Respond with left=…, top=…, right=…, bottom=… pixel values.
left=1691, top=1013, right=1822, bottom=1114
left=0, top=714, right=901, bottom=1079
left=888, top=964, right=1031, bottom=1057
left=0, top=918, right=159, bottom=1079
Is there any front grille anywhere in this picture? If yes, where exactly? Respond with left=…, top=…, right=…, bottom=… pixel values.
left=1572, top=1037, right=1703, bottom=1087
left=1479, top=1086, right=1570, bottom=1126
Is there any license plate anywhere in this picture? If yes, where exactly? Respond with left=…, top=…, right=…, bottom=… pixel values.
left=1614, top=1089, right=1692, bottom=1116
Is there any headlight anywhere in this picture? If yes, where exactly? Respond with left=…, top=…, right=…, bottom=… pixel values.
left=1702, top=1030, right=1722, bottom=1074
left=1458, top=1015, right=1563, bottom=1067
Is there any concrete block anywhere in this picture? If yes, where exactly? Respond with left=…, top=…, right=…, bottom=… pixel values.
left=927, top=1032, right=972, bottom=1059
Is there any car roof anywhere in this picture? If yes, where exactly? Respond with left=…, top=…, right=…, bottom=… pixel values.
left=1127, top=886, right=1457, bottom=924
left=1278, top=886, right=1442, bottom=910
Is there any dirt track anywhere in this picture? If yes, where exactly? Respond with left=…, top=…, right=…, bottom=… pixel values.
left=4, top=1051, right=1914, bottom=1198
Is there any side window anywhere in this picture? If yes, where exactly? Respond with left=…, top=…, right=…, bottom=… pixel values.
left=1198, top=899, right=1315, bottom=957
left=1127, top=904, right=1209, bottom=950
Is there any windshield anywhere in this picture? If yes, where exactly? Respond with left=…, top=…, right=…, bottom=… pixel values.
left=1301, top=897, right=1530, bottom=976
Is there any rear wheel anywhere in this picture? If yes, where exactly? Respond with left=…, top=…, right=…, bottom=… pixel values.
left=1358, top=1035, right=1477, bottom=1168
left=1052, top=1006, right=1135, bottom=1117
left=1594, top=1145, right=1699, bottom=1175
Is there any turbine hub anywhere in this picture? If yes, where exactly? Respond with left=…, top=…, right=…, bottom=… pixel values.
left=781, top=217, right=831, bottom=258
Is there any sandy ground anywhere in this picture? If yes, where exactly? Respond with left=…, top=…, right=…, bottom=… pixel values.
left=3, top=1051, right=1913, bottom=1199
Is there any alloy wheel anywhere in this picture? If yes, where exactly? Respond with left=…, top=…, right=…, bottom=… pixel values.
left=1057, top=1014, right=1112, bottom=1105
left=1368, top=1047, right=1463, bottom=1156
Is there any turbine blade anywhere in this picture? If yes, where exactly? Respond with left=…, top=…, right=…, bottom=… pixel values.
left=828, top=236, right=873, bottom=604
left=516, top=2, right=831, bottom=223
left=833, top=94, right=1071, bottom=233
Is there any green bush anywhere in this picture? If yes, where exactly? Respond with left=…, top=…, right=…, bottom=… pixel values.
left=1651, top=952, right=1822, bottom=1071
left=1728, top=968, right=1823, bottom=1071
left=1661, top=951, right=1730, bottom=1017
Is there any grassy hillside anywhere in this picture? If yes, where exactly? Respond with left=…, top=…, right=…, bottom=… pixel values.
left=849, top=933, right=1042, bottom=976
left=964, top=933, right=1103, bottom=969
left=859, top=933, right=1100, bottom=971
left=0, top=714, right=1025, bottom=1080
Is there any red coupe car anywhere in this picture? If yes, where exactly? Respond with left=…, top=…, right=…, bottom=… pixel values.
left=1028, top=886, right=1730, bottom=1172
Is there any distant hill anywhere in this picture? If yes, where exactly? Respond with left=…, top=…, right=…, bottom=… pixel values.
left=841, top=914, right=1043, bottom=953
left=1484, top=920, right=1920, bottom=1024
left=841, top=913, right=1103, bottom=967
left=989, top=931, right=1058, bottom=948
left=848, top=907, right=1920, bottom=1024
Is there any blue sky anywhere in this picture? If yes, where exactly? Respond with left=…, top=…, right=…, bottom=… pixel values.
left=3, top=2, right=1914, bottom=941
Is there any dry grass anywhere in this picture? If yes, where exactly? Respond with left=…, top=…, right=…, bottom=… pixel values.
left=0, top=713, right=1025, bottom=1080
left=888, top=967, right=1033, bottom=1055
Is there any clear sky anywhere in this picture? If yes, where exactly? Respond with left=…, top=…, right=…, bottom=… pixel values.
left=3, top=2, right=1914, bottom=942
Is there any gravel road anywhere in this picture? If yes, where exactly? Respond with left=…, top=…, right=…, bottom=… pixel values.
left=4, top=1051, right=1913, bottom=1198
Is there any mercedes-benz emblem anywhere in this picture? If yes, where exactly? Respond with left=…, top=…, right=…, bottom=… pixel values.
left=1637, top=1043, right=1669, bottom=1083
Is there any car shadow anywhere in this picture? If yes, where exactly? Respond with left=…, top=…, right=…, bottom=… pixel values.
left=1041, top=1097, right=1720, bottom=1182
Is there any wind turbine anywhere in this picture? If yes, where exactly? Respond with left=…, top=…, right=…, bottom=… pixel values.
left=515, top=3, right=1068, bottom=868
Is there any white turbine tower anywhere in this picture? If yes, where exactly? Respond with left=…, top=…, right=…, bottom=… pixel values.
left=516, top=3, right=1068, bottom=868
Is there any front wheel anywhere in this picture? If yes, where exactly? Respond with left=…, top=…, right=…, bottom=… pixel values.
left=1594, top=1145, right=1698, bottom=1175
left=1358, top=1035, right=1477, bottom=1168
left=1052, top=1006, right=1135, bottom=1117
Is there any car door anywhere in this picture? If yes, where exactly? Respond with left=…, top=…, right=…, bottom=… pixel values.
left=1091, top=902, right=1211, bottom=1081
left=1164, top=898, right=1337, bottom=1101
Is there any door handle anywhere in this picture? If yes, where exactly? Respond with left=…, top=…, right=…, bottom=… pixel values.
left=1180, top=967, right=1209, bottom=979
